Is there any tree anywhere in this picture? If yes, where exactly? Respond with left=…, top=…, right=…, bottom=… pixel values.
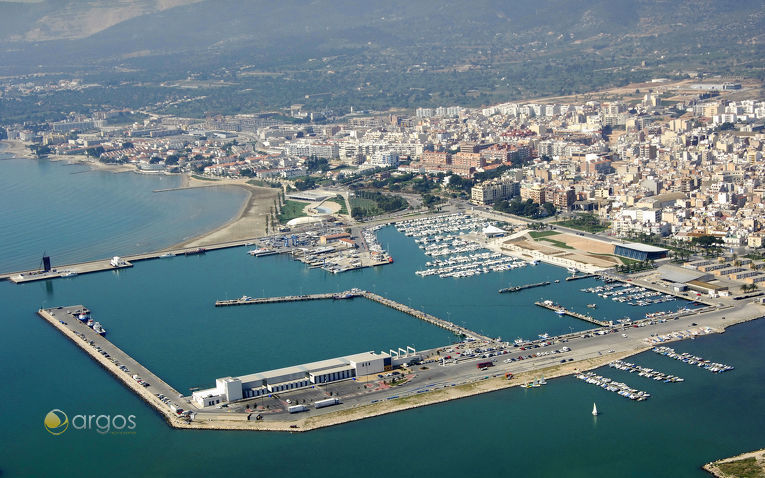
left=422, top=193, right=444, bottom=210
left=86, top=146, right=105, bottom=158
left=541, top=202, right=556, bottom=217
left=718, top=122, right=735, bottom=131
left=294, top=177, right=316, bottom=190
left=305, top=156, right=330, bottom=173
left=692, top=235, right=723, bottom=250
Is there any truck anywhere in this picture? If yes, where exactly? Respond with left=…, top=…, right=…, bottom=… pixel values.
left=288, top=404, right=309, bottom=414
left=314, top=398, right=340, bottom=409
left=477, top=361, right=494, bottom=369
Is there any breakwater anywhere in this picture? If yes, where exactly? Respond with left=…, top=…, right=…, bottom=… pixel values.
left=215, top=289, right=492, bottom=342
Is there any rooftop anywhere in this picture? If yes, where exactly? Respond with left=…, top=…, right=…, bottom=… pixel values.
left=615, top=242, right=668, bottom=253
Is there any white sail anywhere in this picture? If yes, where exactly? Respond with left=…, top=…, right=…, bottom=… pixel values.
left=592, top=403, right=599, bottom=416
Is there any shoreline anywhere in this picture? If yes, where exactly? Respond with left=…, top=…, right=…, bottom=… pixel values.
left=0, top=139, right=35, bottom=159
left=167, top=176, right=280, bottom=249
left=703, top=448, right=765, bottom=477
left=0, top=139, right=280, bottom=250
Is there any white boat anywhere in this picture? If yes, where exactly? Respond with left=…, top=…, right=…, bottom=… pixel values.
left=110, top=256, right=127, bottom=267
left=93, top=322, right=106, bottom=335
left=555, top=308, right=567, bottom=315
left=248, top=248, right=275, bottom=257
left=159, top=252, right=175, bottom=258
left=60, top=270, right=78, bottom=277
left=592, top=403, right=599, bottom=416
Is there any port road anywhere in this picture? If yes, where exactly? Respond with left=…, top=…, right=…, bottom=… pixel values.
left=37, top=297, right=760, bottom=427
left=239, top=297, right=762, bottom=422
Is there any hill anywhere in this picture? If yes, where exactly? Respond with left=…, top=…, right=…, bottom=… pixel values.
left=0, top=0, right=762, bottom=118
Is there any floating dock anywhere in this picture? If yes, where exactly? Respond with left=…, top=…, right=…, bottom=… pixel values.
left=576, top=371, right=650, bottom=401
left=608, top=359, right=684, bottom=382
left=652, top=346, right=734, bottom=373
left=498, top=281, right=551, bottom=294
left=534, top=300, right=610, bottom=327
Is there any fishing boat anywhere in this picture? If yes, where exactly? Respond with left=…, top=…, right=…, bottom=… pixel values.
left=92, top=322, right=106, bottom=336
left=592, top=403, right=599, bottom=416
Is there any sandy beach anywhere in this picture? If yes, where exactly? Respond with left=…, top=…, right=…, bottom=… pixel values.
left=170, top=176, right=281, bottom=248
left=47, top=152, right=137, bottom=173
left=0, top=140, right=282, bottom=248
left=0, top=139, right=35, bottom=159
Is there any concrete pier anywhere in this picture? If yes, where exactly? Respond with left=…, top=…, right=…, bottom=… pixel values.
left=214, top=289, right=492, bottom=342
left=34, top=297, right=764, bottom=433
left=359, top=291, right=492, bottom=341
left=535, top=300, right=611, bottom=327
left=498, top=281, right=551, bottom=294
left=37, top=306, right=193, bottom=425
left=0, top=241, right=251, bottom=284
left=565, top=273, right=596, bottom=281
left=215, top=291, right=362, bottom=307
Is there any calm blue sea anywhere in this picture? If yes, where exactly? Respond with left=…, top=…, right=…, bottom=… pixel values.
left=0, top=153, right=763, bottom=478
left=0, top=147, right=247, bottom=272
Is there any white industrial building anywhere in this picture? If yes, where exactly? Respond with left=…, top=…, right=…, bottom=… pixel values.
left=192, top=351, right=392, bottom=408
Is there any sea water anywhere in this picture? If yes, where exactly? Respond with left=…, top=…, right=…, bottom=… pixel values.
left=0, top=151, right=247, bottom=272
left=0, top=156, right=763, bottom=477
